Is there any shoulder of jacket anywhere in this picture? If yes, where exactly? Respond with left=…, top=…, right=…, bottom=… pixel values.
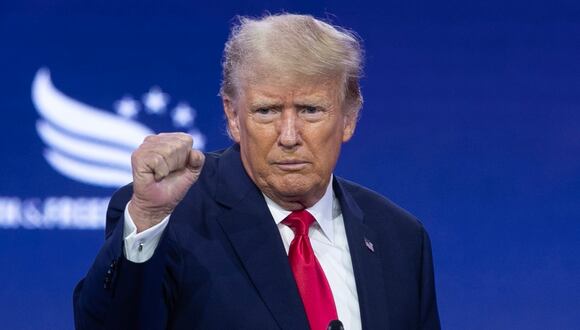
left=337, top=177, right=425, bottom=233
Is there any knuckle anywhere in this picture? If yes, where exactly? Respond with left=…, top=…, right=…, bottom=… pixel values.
left=150, top=153, right=165, bottom=167
left=131, top=148, right=146, bottom=166
left=143, top=134, right=157, bottom=143
left=175, top=132, right=193, bottom=144
left=131, top=150, right=139, bottom=163
left=173, top=139, right=190, bottom=155
left=163, top=142, right=178, bottom=157
left=182, top=133, right=193, bottom=143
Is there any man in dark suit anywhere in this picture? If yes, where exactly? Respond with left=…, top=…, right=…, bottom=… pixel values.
left=74, top=14, right=440, bottom=330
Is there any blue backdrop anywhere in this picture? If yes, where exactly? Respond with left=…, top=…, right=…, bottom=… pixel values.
left=1, top=1, right=579, bottom=329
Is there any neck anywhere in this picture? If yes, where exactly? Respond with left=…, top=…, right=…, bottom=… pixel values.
left=264, top=192, right=323, bottom=211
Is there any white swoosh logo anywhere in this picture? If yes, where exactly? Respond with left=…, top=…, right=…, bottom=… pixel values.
left=32, top=68, right=153, bottom=187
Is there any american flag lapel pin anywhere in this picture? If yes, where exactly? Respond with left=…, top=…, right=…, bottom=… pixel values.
left=364, top=237, right=374, bottom=252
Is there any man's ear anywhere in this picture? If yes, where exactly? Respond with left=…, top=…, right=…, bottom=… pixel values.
left=222, top=97, right=241, bottom=143
left=342, top=110, right=357, bottom=142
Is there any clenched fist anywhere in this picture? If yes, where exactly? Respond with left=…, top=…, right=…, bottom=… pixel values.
left=128, top=132, right=205, bottom=232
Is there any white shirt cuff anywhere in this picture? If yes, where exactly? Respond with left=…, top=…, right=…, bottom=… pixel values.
left=123, top=201, right=170, bottom=263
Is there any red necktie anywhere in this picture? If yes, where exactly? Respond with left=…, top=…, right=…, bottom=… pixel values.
left=283, top=210, right=338, bottom=330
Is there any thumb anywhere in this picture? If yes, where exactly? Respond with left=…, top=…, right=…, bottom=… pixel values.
left=187, top=150, right=205, bottom=173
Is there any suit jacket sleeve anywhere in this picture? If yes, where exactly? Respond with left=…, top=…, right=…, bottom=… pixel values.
left=420, top=227, right=441, bottom=329
left=73, top=184, right=175, bottom=330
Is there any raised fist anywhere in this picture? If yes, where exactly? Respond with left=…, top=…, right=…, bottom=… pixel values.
left=128, top=132, right=205, bottom=232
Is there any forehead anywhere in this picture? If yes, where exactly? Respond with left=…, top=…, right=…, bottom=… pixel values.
left=238, top=70, right=343, bottom=106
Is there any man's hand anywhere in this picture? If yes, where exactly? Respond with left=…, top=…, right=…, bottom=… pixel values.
left=128, top=133, right=205, bottom=232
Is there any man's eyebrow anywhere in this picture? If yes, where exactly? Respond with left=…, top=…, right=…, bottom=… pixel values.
left=294, top=98, right=333, bottom=108
left=249, top=96, right=334, bottom=109
left=250, top=100, right=284, bottom=109
left=295, top=102, right=329, bottom=108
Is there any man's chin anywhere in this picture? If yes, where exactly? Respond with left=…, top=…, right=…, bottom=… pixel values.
left=268, top=178, right=326, bottom=207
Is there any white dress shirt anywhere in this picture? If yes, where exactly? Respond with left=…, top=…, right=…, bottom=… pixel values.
left=123, top=177, right=362, bottom=330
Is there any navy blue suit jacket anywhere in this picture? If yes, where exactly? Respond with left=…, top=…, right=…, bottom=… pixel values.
left=74, top=144, right=440, bottom=329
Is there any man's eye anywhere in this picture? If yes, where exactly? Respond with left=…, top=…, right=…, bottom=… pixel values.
left=255, top=108, right=272, bottom=115
left=301, top=106, right=320, bottom=114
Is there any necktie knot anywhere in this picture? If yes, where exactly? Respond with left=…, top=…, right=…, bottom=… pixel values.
left=282, top=210, right=315, bottom=236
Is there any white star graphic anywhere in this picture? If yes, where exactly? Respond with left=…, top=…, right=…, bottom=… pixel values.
left=172, top=102, right=196, bottom=127
left=142, top=86, right=169, bottom=114
left=114, top=96, right=140, bottom=118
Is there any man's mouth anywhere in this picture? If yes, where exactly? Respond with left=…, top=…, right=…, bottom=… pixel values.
left=272, top=160, right=310, bottom=171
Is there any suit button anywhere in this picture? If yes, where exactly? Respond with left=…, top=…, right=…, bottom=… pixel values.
left=104, top=259, right=118, bottom=290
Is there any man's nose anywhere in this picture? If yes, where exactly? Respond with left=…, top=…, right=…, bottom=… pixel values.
left=278, top=110, right=301, bottom=148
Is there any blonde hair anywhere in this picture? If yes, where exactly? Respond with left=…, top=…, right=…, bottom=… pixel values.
left=220, top=13, right=364, bottom=116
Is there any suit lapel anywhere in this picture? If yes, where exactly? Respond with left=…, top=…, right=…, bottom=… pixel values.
left=214, top=145, right=309, bottom=330
left=334, top=178, right=390, bottom=330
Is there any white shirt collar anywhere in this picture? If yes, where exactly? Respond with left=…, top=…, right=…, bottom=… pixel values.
left=263, top=175, right=335, bottom=243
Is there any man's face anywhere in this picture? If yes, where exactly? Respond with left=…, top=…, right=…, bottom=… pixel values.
left=223, top=75, right=357, bottom=210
